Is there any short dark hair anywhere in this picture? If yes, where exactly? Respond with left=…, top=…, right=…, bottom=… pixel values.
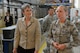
left=76, top=10, right=79, bottom=13
left=48, top=6, right=54, bottom=10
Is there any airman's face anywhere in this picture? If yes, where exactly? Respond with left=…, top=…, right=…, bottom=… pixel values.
left=23, top=7, right=32, bottom=17
left=6, top=12, right=9, bottom=16
left=75, top=11, right=78, bottom=16
left=56, top=6, right=67, bottom=19
left=48, top=9, right=54, bottom=15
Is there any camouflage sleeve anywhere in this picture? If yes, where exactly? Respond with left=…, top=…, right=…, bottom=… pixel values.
left=47, top=23, right=54, bottom=45
left=64, top=23, right=80, bottom=48
left=42, top=18, right=48, bottom=33
left=70, top=24, right=80, bottom=47
left=64, top=43, right=71, bottom=48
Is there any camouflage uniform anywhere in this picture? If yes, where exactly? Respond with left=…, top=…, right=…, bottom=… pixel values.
left=43, top=15, right=57, bottom=33
left=48, top=19, right=80, bottom=53
left=43, top=15, right=57, bottom=53
left=72, top=16, right=80, bottom=31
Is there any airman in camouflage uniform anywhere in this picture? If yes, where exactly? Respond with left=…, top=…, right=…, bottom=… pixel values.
left=43, top=6, right=57, bottom=53
left=43, top=7, right=57, bottom=34
left=72, top=10, right=80, bottom=31
left=47, top=5, right=80, bottom=53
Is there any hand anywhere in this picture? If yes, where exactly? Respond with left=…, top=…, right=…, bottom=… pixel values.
left=13, top=48, right=17, bottom=53
left=34, top=50, right=38, bottom=53
left=58, top=44, right=66, bottom=50
left=52, top=42, right=59, bottom=49
left=4, top=20, right=7, bottom=22
left=7, top=20, right=9, bottom=22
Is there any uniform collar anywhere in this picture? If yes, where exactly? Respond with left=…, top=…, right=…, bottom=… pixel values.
left=56, top=19, right=69, bottom=26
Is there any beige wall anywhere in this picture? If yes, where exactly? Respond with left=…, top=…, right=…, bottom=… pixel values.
left=0, top=18, right=5, bottom=34
left=0, top=18, right=5, bottom=28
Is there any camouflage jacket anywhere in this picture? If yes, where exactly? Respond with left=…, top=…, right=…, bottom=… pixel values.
left=43, top=15, right=57, bottom=33
left=48, top=19, right=80, bottom=53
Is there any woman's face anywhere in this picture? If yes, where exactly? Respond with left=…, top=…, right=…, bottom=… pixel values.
left=56, top=6, right=67, bottom=20
left=23, top=7, right=32, bottom=18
